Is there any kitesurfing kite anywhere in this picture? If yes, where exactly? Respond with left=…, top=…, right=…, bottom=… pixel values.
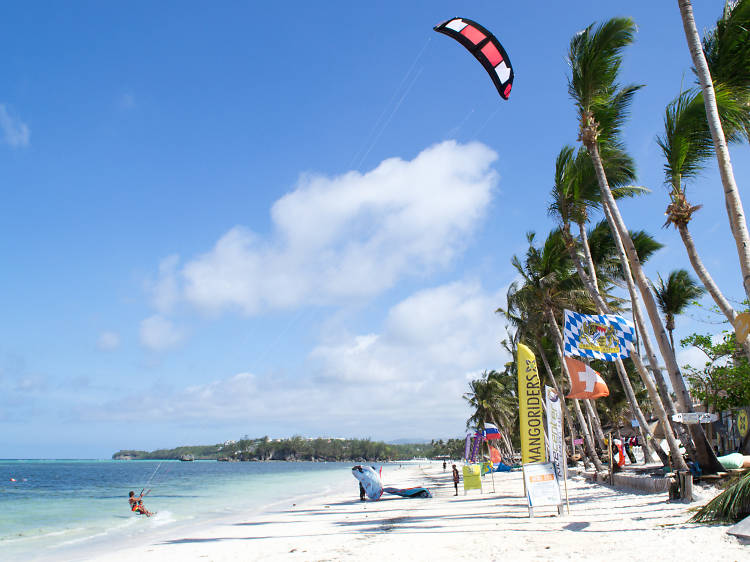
left=433, top=17, right=514, bottom=100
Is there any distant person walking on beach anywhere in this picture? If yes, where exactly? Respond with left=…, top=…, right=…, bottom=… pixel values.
left=442, top=460, right=447, bottom=471
left=128, top=490, right=153, bottom=517
left=452, top=465, right=460, bottom=496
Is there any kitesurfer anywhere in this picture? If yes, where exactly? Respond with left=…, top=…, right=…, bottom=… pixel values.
left=129, top=490, right=153, bottom=517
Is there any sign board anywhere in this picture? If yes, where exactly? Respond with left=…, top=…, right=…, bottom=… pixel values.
left=737, top=410, right=749, bottom=438
left=523, top=462, right=562, bottom=517
left=573, top=438, right=583, bottom=446
left=672, top=412, right=719, bottom=424
left=735, top=312, right=750, bottom=343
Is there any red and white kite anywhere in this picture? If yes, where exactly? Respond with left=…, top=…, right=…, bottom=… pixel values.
left=564, top=357, right=609, bottom=399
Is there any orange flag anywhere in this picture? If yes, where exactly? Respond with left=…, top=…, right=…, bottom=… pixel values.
left=564, top=357, right=609, bottom=399
left=489, top=445, right=502, bottom=464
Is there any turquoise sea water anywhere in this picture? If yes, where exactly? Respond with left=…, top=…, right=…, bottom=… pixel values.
left=0, top=459, right=360, bottom=560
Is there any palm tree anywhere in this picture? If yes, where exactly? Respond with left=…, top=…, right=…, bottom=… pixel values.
left=499, top=285, right=586, bottom=465
left=463, top=371, right=516, bottom=459
left=548, top=147, right=664, bottom=463
left=676, top=0, right=750, bottom=303
left=507, top=231, right=605, bottom=470
left=657, top=86, right=750, bottom=360
left=703, top=0, right=750, bottom=118
left=568, top=17, right=721, bottom=473
left=653, top=269, right=706, bottom=350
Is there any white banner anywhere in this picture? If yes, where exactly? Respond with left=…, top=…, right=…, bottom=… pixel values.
left=545, top=386, right=565, bottom=480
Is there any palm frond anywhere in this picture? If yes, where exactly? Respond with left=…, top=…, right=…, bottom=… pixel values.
left=691, top=471, right=750, bottom=523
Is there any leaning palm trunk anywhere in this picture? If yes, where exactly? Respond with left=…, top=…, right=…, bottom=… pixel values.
left=677, top=222, right=750, bottom=360
left=562, top=226, right=662, bottom=463
left=677, top=0, right=750, bottom=303
left=597, top=202, right=693, bottom=465
left=583, top=397, right=607, bottom=451
left=535, top=336, right=582, bottom=465
left=545, top=308, right=604, bottom=471
left=586, top=137, right=721, bottom=472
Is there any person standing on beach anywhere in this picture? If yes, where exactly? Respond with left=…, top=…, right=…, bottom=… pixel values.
left=359, top=482, right=366, bottom=501
left=442, top=460, right=447, bottom=471
left=452, top=465, right=460, bottom=496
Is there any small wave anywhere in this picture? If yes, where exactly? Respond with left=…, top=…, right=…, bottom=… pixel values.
left=57, top=529, right=110, bottom=547
left=150, top=510, right=175, bottom=526
left=0, top=526, right=87, bottom=544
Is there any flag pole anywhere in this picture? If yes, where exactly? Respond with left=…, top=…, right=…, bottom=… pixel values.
left=562, top=415, right=570, bottom=514
left=484, top=423, right=496, bottom=493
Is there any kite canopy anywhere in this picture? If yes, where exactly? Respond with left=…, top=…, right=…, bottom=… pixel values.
left=433, top=17, right=514, bottom=100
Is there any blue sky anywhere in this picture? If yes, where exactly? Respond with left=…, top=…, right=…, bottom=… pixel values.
left=1, top=2, right=748, bottom=458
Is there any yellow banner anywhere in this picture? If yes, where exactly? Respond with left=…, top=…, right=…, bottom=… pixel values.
left=462, top=464, right=482, bottom=491
left=517, top=343, right=546, bottom=464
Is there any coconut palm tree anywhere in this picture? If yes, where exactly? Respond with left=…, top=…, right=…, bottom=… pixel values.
left=568, top=17, right=721, bottom=472
left=677, top=0, right=750, bottom=302
left=499, top=285, right=584, bottom=465
left=703, top=0, right=750, bottom=119
left=653, top=269, right=706, bottom=350
left=507, top=231, right=606, bottom=470
left=548, top=147, right=664, bottom=463
left=463, top=370, right=517, bottom=459
left=657, top=86, right=750, bottom=360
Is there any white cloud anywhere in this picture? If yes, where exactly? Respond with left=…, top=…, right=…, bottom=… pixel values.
left=101, top=281, right=509, bottom=438
left=147, top=254, right=180, bottom=314
left=140, top=315, right=182, bottom=351
left=178, top=141, right=498, bottom=314
left=312, top=281, right=508, bottom=384
left=0, top=104, right=30, bottom=148
left=97, top=331, right=121, bottom=351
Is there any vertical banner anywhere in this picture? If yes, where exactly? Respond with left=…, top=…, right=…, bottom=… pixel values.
left=545, top=386, right=565, bottom=480
left=463, top=433, right=472, bottom=461
left=517, top=343, right=546, bottom=464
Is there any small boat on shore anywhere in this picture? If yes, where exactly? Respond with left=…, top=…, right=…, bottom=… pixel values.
left=179, top=454, right=194, bottom=462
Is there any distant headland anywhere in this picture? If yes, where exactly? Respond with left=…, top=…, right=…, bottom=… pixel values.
left=112, top=436, right=465, bottom=462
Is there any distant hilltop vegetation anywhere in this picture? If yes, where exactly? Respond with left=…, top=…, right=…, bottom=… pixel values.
left=112, top=436, right=465, bottom=461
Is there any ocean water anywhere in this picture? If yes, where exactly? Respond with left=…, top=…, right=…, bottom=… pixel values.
left=0, top=459, right=361, bottom=560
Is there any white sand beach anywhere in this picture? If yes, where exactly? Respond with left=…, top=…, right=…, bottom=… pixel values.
left=65, top=464, right=748, bottom=562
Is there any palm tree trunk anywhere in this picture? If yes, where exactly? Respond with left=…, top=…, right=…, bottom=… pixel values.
left=545, top=308, right=604, bottom=471
left=612, top=357, right=666, bottom=464
left=584, top=397, right=607, bottom=451
left=579, top=222, right=600, bottom=288
left=535, top=336, right=580, bottom=464
left=566, top=220, right=664, bottom=464
left=629, top=291, right=697, bottom=458
left=587, top=139, right=721, bottom=473
left=677, top=0, right=750, bottom=303
left=677, top=222, right=750, bottom=360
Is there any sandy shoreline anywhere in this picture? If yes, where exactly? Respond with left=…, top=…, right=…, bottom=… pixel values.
left=45, top=464, right=747, bottom=561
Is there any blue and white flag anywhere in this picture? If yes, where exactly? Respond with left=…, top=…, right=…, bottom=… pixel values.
left=562, top=309, right=635, bottom=361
